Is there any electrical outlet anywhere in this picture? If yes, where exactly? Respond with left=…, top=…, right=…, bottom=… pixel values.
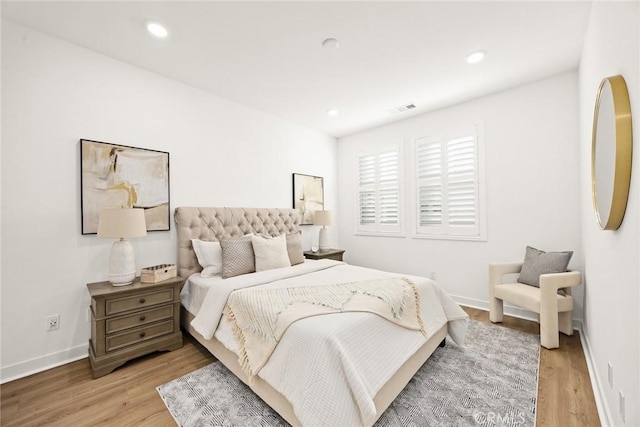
left=430, top=272, right=436, bottom=280
left=608, top=362, right=613, bottom=387
left=619, top=390, right=625, bottom=422
left=46, top=314, right=60, bottom=331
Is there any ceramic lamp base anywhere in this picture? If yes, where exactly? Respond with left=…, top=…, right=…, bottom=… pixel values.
left=108, top=239, right=136, bottom=286
left=319, top=226, right=330, bottom=251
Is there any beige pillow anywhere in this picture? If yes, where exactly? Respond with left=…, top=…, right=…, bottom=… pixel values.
left=286, top=232, right=305, bottom=266
left=220, top=235, right=255, bottom=279
left=251, top=234, right=291, bottom=272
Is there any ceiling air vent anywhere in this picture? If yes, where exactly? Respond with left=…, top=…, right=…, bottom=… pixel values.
left=386, top=103, right=417, bottom=114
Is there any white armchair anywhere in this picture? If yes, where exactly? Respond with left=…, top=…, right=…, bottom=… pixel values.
left=489, top=262, right=582, bottom=349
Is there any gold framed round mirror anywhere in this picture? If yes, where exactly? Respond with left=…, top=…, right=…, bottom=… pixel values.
left=591, top=75, right=633, bottom=230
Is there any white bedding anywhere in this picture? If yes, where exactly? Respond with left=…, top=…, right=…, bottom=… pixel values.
left=182, top=260, right=468, bottom=427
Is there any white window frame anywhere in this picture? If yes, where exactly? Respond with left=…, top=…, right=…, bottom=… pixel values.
left=410, top=121, right=486, bottom=241
left=355, top=145, right=404, bottom=237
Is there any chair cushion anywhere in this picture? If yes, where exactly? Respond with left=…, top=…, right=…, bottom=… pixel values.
left=494, top=283, right=573, bottom=313
left=518, top=246, right=573, bottom=287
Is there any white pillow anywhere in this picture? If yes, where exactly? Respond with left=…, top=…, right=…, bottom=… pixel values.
left=191, top=239, right=223, bottom=277
left=251, top=234, right=291, bottom=272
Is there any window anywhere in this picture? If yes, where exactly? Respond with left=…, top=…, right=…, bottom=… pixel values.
left=356, top=147, right=402, bottom=235
left=413, top=123, right=485, bottom=240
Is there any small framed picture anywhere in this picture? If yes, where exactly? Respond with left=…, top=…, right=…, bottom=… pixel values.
left=292, top=173, right=324, bottom=225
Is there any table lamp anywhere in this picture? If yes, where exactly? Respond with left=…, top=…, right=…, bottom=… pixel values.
left=97, top=208, right=147, bottom=286
left=314, top=210, right=333, bottom=251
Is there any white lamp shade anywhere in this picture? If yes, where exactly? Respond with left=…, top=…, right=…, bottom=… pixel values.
left=314, top=210, right=333, bottom=226
left=97, top=208, right=147, bottom=239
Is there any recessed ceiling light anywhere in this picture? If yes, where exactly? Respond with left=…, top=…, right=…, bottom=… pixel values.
left=466, top=50, right=485, bottom=64
left=147, top=22, right=169, bottom=38
left=322, top=38, right=339, bottom=50
left=326, top=109, right=339, bottom=117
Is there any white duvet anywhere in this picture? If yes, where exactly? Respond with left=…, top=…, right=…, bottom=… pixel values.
left=183, top=260, right=468, bottom=427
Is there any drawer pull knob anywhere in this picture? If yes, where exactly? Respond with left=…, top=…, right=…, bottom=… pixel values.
left=139, top=315, right=146, bottom=321
left=139, top=298, right=146, bottom=304
left=139, top=332, right=146, bottom=338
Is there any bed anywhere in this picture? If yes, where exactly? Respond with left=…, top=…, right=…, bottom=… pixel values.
left=175, top=207, right=468, bottom=427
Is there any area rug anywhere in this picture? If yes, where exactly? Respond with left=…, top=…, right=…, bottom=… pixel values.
left=157, top=320, right=539, bottom=426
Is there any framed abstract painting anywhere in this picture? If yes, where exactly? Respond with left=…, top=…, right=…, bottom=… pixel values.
left=80, top=139, right=170, bottom=234
left=292, top=173, right=324, bottom=225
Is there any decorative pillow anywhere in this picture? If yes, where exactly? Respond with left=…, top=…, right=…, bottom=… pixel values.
left=191, top=239, right=223, bottom=277
left=286, top=232, right=305, bottom=266
left=251, top=234, right=292, bottom=272
left=518, top=246, right=573, bottom=287
left=220, top=235, right=256, bottom=279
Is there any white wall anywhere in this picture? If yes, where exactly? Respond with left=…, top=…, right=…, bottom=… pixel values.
left=338, top=72, right=583, bottom=317
left=578, top=2, right=639, bottom=426
left=0, top=20, right=337, bottom=381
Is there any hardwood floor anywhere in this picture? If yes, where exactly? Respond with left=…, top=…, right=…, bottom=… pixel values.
left=1, top=335, right=214, bottom=426
left=1, top=307, right=600, bottom=426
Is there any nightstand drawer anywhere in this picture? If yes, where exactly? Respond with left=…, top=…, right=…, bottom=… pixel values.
left=106, top=320, right=174, bottom=352
left=105, top=289, right=174, bottom=315
left=106, top=305, right=174, bottom=334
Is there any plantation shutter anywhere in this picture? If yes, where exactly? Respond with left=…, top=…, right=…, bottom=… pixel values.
left=416, top=138, right=443, bottom=228
left=378, top=150, right=399, bottom=226
left=357, top=147, right=401, bottom=234
left=358, top=154, right=376, bottom=225
left=446, top=135, right=477, bottom=231
left=415, top=125, right=480, bottom=237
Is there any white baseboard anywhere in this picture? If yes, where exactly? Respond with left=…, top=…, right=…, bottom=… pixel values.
left=1, top=344, right=88, bottom=384
left=578, top=324, right=613, bottom=427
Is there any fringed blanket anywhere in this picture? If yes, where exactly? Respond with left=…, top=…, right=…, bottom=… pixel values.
left=224, top=277, right=427, bottom=378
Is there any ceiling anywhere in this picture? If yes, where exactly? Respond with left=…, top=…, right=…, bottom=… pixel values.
left=1, top=1, right=593, bottom=138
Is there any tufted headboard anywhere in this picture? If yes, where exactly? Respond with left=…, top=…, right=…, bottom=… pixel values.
left=174, top=207, right=301, bottom=278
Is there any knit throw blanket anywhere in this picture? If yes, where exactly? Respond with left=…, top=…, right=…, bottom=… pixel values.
left=224, top=277, right=427, bottom=379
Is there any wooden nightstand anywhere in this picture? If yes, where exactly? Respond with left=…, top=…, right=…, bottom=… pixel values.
left=87, top=276, right=183, bottom=378
left=304, top=248, right=345, bottom=261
